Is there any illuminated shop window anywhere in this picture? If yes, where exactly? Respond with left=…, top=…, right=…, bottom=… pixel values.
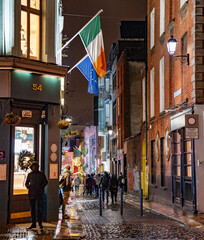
left=30, top=0, right=40, bottom=10
left=21, top=0, right=41, bottom=60
left=21, top=0, right=27, bottom=6
left=13, top=127, right=34, bottom=195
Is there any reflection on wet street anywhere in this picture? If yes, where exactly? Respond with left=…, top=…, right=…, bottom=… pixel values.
left=1, top=194, right=204, bottom=239
left=74, top=196, right=204, bottom=240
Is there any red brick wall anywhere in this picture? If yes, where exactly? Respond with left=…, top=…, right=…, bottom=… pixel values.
left=117, top=51, right=129, bottom=150
left=146, top=0, right=195, bottom=178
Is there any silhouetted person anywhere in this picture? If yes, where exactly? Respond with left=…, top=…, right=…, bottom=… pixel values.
left=99, top=172, right=110, bottom=203
left=118, top=172, right=125, bottom=189
left=109, top=174, right=118, bottom=204
left=86, top=174, right=93, bottom=195
left=25, top=161, right=48, bottom=230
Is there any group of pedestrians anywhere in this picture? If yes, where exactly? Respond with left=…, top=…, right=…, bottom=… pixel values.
left=24, top=162, right=126, bottom=229
left=84, top=171, right=125, bottom=204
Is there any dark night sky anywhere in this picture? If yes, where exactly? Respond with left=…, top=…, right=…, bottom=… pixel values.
left=62, top=0, right=147, bottom=125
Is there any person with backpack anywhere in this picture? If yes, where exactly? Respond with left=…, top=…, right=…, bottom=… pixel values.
left=74, top=174, right=81, bottom=195
left=59, top=165, right=72, bottom=219
left=99, top=171, right=110, bottom=203
left=109, top=174, right=118, bottom=204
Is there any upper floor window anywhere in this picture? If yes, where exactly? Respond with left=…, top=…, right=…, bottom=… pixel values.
left=150, top=8, right=155, bottom=49
left=160, top=0, right=165, bottom=36
left=105, top=78, right=110, bottom=92
left=150, top=67, right=155, bottom=118
left=160, top=56, right=165, bottom=112
left=105, top=103, right=110, bottom=124
left=180, top=0, right=187, bottom=8
left=112, top=72, right=116, bottom=90
left=21, top=0, right=41, bottom=60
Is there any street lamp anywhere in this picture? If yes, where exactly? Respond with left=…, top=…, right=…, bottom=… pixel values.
left=167, top=35, right=189, bottom=65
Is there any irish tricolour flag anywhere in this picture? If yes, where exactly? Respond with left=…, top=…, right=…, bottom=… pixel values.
left=79, top=15, right=107, bottom=78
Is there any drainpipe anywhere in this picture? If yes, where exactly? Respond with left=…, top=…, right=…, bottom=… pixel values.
left=145, top=16, right=148, bottom=163
left=191, top=106, right=197, bottom=213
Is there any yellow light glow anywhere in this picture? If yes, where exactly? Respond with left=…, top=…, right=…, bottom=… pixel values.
left=60, top=77, right=65, bottom=91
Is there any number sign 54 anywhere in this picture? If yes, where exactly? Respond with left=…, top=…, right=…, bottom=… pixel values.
left=33, top=84, right=42, bottom=91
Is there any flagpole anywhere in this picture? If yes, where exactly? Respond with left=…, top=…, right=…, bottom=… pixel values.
left=67, top=54, right=88, bottom=73
left=57, top=9, right=104, bottom=54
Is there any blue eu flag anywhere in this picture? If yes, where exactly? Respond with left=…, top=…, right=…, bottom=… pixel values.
left=77, top=56, right=99, bottom=96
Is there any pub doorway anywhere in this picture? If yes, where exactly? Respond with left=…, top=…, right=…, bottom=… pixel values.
left=171, top=128, right=196, bottom=211
left=9, top=107, right=45, bottom=223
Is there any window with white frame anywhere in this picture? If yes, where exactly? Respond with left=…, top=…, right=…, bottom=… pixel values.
left=150, top=68, right=155, bottom=118
left=150, top=8, right=155, bottom=49
left=142, top=78, right=146, bottom=122
left=105, top=103, right=110, bottom=124
left=180, top=0, right=187, bottom=8
left=160, top=56, right=165, bottom=112
left=105, top=78, right=109, bottom=92
left=21, top=0, right=41, bottom=60
left=160, top=0, right=165, bottom=36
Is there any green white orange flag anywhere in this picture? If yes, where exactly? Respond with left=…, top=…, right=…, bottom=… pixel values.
left=79, top=15, right=107, bottom=78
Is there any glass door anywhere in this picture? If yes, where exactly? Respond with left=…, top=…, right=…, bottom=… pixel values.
left=13, top=126, right=35, bottom=195
left=172, top=128, right=194, bottom=209
left=9, top=125, right=39, bottom=223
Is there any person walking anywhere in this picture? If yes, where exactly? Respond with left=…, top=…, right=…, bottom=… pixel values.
left=99, top=172, right=110, bottom=203
left=91, top=173, right=96, bottom=196
left=59, top=165, right=72, bottom=219
left=86, top=174, right=93, bottom=195
left=74, top=174, right=81, bottom=195
left=109, top=174, right=118, bottom=204
left=95, top=174, right=101, bottom=197
left=25, top=161, right=48, bottom=230
left=118, top=172, right=125, bottom=190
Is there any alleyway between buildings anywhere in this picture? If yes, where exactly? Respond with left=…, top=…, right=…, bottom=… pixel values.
left=1, top=192, right=204, bottom=239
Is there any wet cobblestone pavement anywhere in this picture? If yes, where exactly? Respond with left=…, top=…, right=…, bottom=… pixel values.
left=2, top=195, right=204, bottom=239
left=74, top=196, right=204, bottom=240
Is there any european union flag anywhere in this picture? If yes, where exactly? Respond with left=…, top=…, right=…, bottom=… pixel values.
left=77, top=56, right=99, bottom=96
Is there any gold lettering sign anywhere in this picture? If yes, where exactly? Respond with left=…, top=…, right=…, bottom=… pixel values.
left=33, top=83, right=42, bottom=91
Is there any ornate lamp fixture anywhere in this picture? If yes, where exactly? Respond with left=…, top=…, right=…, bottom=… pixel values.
left=167, top=35, right=189, bottom=65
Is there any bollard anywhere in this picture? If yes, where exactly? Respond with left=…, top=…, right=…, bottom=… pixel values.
left=99, top=187, right=102, bottom=216
left=120, top=187, right=123, bottom=216
left=140, top=188, right=143, bottom=216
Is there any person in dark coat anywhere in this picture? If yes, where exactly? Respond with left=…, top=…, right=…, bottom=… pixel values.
left=99, top=172, right=110, bottom=203
left=86, top=174, right=93, bottom=195
left=109, top=174, right=118, bottom=204
left=118, top=172, right=125, bottom=189
left=25, top=161, right=48, bottom=230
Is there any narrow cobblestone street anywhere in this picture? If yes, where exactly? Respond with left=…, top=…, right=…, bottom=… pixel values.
left=2, top=194, right=204, bottom=239
left=73, top=195, right=204, bottom=240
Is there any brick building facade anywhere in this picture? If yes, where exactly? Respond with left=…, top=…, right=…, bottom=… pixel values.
left=116, top=41, right=145, bottom=191
left=143, top=0, right=204, bottom=213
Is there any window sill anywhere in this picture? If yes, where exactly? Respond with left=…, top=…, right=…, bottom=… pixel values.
left=159, top=32, right=165, bottom=44
left=167, top=18, right=175, bottom=34
left=150, top=116, right=155, bottom=122
left=150, top=46, right=155, bottom=55
left=179, top=1, right=188, bottom=19
left=159, top=186, right=167, bottom=191
left=150, top=184, right=158, bottom=188
left=159, top=111, right=165, bottom=117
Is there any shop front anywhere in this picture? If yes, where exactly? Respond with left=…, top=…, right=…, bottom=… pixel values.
left=170, top=108, right=196, bottom=212
left=0, top=57, right=67, bottom=224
